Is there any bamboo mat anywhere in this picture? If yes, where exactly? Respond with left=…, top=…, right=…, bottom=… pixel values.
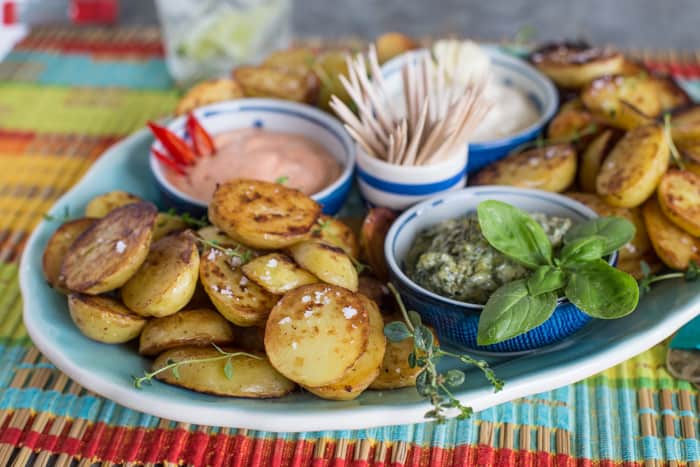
left=0, top=26, right=698, bottom=466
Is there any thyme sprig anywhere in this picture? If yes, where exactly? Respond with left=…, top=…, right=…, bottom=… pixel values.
left=314, top=217, right=370, bottom=274
left=275, top=175, right=289, bottom=184
left=193, top=235, right=253, bottom=263
left=132, top=344, right=261, bottom=388
left=384, top=284, right=504, bottom=422
left=663, top=113, right=686, bottom=171
left=165, top=208, right=210, bottom=228
left=638, top=260, right=699, bottom=295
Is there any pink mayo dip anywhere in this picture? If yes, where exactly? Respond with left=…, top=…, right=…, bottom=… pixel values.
left=166, top=128, right=342, bottom=202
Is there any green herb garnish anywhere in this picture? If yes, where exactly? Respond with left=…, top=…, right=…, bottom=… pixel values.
left=192, top=235, right=253, bottom=263
left=165, top=207, right=210, bottom=228
left=132, top=344, right=261, bottom=388
left=275, top=175, right=289, bottom=184
left=638, top=260, right=699, bottom=295
left=384, top=284, right=503, bottom=422
left=475, top=201, right=639, bottom=346
left=664, top=113, right=686, bottom=171
left=314, top=217, right=370, bottom=274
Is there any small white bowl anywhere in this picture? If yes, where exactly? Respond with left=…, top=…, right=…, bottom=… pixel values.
left=355, top=145, right=468, bottom=210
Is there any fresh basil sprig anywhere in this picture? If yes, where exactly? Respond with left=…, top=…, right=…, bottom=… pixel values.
left=476, top=201, right=638, bottom=346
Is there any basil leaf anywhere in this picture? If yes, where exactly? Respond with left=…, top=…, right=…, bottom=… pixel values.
left=563, top=217, right=635, bottom=255
left=477, top=279, right=557, bottom=346
left=564, top=259, right=639, bottom=319
left=477, top=200, right=552, bottom=268
left=526, top=265, right=567, bottom=296
left=559, top=235, right=606, bottom=266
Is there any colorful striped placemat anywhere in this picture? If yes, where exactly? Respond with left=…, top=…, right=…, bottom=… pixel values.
left=0, top=26, right=698, bottom=466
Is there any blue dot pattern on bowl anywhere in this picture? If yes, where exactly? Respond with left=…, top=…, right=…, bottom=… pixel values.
left=390, top=270, right=592, bottom=352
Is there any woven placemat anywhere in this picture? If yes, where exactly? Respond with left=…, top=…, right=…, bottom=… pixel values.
left=0, top=26, right=698, bottom=466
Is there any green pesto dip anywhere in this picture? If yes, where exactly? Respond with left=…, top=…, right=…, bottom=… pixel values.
left=405, top=213, right=573, bottom=304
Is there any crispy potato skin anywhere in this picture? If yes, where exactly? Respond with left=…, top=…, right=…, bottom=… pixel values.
left=265, top=284, right=369, bottom=387
left=234, top=66, right=318, bottom=103
left=288, top=240, right=359, bottom=291
left=304, top=295, right=386, bottom=400
left=581, top=75, right=660, bottom=129
left=153, top=346, right=296, bottom=398
left=310, top=215, right=361, bottom=259
left=596, top=125, right=669, bottom=208
left=61, top=202, right=157, bottom=294
left=175, top=79, right=244, bottom=116
left=671, top=105, right=700, bottom=146
left=241, top=253, right=318, bottom=294
left=547, top=99, right=597, bottom=143
left=138, top=308, right=234, bottom=356
left=208, top=179, right=321, bottom=250
left=68, top=294, right=146, bottom=343
left=84, top=191, right=142, bottom=218
left=42, top=218, right=95, bottom=293
left=360, top=208, right=397, bottom=282
left=565, top=192, right=651, bottom=260
left=199, top=247, right=277, bottom=327
left=152, top=213, right=187, bottom=241
left=121, top=233, right=200, bottom=317
left=642, top=198, right=699, bottom=270
left=531, top=43, right=625, bottom=88
left=578, top=130, right=618, bottom=193
left=657, top=170, right=700, bottom=236
left=649, top=75, right=690, bottom=111
left=471, top=144, right=577, bottom=192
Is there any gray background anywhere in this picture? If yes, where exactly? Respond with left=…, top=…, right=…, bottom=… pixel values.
left=121, top=0, right=699, bottom=50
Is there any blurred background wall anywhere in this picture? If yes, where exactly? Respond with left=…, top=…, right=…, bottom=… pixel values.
left=121, top=0, right=699, bottom=49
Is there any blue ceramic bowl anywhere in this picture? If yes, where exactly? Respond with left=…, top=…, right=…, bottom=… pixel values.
left=149, top=98, right=355, bottom=216
left=385, top=186, right=618, bottom=354
left=381, top=47, right=558, bottom=174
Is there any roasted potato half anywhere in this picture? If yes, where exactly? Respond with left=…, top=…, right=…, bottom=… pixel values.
left=531, top=42, right=625, bottom=88
left=578, top=130, right=619, bottom=193
left=360, top=208, right=397, bottom=282
left=262, top=47, right=316, bottom=76
left=234, top=66, right=317, bottom=103
left=546, top=99, right=597, bottom=143
left=230, top=325, right=266, bottom=353
left=153, top=346, right=296, bottom=398
left=375, top=32, right=419, bottom=65
left=84, top=191, right=142, bottom=218
left=152, top=213, right=187, bottom=241
left=175, top=78, right=244, bottom=116
left=68, top=294, right=147, bottom=344
left=596, top=125, right=669, bottom=208
left=199, top=247, right=277, bottom=327
left=42, top=217, right=95, bottom=293
left=311, top=215, right=361, bottom=259
left=138, top=308, right=234, bottom=356
left=671, top=105, right=700, bottom=146
left=649, top=75, right=690, bottom=112
left=657, top=170, right=700, bottom=236
left=121, top=233, right=200, bottom=317
left=304, top=295, right=386, bottom=400
left=61, top=202, right=157, bottom=294
left=357, top=276, right=390, bottom=311
left=288, top=240, right=359, bottom=291
left=241, top=253, right=318, bottom=294
left=617, top=251, right=664, bottom=280
left=581, top=75, right=660, bottom=129
left=565, top=192, right=651, bottom=260
left=265, top=284, right=370, bottom=387
left=208, top=179, right=321, bottom=250
left=471, top=144, right=577, bottom=192
left=642, top=198, right=699, bottom=270
left=196, top=225, right=242, bottom=248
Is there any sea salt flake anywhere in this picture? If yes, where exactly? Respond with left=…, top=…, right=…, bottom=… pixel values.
left=291, top=342, right=298, bottom=350
left=220, top=287, right=233, bottom=297
left=278, top=316, right=292, bottom=325
left=266, top=258, right=279, bottom=268
left=207, top=249, right=219, bottom=261
left=342, top=306, right=357, bottom=319
left=301, top=295, right=311, bottom=303
left=395, top=368, right=401, bottom=374
left=229, top=256, right=242, bottom=268
left=115, top=240, right=126, bottom=254
left=239, top=276, right=249, bottom=286
left=211, top=284, right=219, bottom=292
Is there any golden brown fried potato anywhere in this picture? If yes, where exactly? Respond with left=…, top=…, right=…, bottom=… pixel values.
left=357, top=276, right=390, bottom=311
left=313, top=50, right=352, bottom=111
left=152, top=213, right=187, bottom=241
left=196, top=225, right=240, bottom=247
left=546, top=99, right=597, bottom=142
left=657, top=170, right=700, bottom=236
left=68, top=294, right=146, bottom=344
left=209, top=179, right=321, bottom=250
left=671, top=105, right=700, bottom=146
left=241, top=252, right=318, bottom=294
left=471, top=144, right=577, bottom=192
left=42, top=217, right=95, bottom=293
left=531, top=43, right=625, bottom=89
left=686, top=158, right=700, bottom=176
left=642, top=197, right=699, bottom=270
left=310, top=215, right=361, bottom=259
left=121, top=233, right=200, bottom=317
left=578, top=130, right=618, bottom=193
left=360, top=208, right=397, bottom=282
left=153, top=346, right=296, bottom=398
left=199, top=247, right=277, bottom=327
left=288, top=240, right=359, bottom=291
left=230, top=324, right=266, bottom=352
left=304, top=295, right=386, bottom=400
left=61, top=202, right=157, bottom=294
left=581, top=75, right=660, bottom=129
left=262, top=47, right=316, bottom=76
left=84, top=191, right=142, bottom=218
left=375, top=32, right=419, bottom=64
left=265, top=284, right=369, bottom=387
left=617, top=251, right=664, bottom=280
left=596, top=125, right=669, bottom=208
left=138, top=308, right=234, bottom=356
left=648, top=75, right=691, bottom=111
left=234, top=66, right=318, bottom=103
left=565, top=192, right=651, bottom=260
left=175, top=78, right=244, bottom=116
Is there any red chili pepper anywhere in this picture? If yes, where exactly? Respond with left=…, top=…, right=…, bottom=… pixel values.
left=186, top=112, right=216, bottom=157
left=152, top=147, right=186, bottom=175
left=147, top=121, right=196, bottom=165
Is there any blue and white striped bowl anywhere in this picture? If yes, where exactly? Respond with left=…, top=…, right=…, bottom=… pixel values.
left=385, top=187, right=618, bottom=354
left=149, top=98, right=355, bottom=216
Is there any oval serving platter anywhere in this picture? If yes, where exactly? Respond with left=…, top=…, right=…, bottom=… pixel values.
left=20, top=128, right=700, bottom=432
